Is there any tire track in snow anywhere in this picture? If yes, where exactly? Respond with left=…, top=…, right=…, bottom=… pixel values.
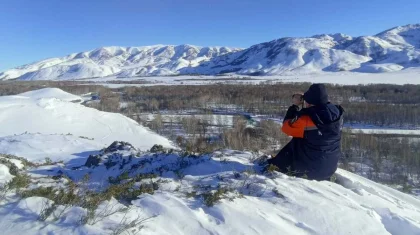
left=93, top=114, right=113, bottom=141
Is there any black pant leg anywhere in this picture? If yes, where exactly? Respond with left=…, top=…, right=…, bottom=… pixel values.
left=268, top=142, right=293, bottom=173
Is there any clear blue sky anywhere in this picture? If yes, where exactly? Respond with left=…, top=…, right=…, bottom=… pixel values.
left=1, top=0, right=419, bottom=71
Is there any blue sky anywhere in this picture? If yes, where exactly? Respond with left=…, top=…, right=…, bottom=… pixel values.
left=1, top=0, right=419, bottom=71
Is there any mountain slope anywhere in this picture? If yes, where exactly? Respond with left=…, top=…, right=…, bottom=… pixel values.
left=1, top=24, right=419, bottom=80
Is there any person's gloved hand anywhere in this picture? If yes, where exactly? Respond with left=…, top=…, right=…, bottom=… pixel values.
left=292, top=93, right=304, bottom=106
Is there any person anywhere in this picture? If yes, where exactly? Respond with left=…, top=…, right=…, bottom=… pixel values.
left=267, top=84, right=344, bottom=181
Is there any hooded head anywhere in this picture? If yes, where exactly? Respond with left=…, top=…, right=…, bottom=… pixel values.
left=303, top=84, right=329, bottom=106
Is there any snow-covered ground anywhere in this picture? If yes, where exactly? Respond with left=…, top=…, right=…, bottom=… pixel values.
left=0, top=144, right=420, bottom=235
left=19, top=88, right=85, bottom=103
left=0, top=133, right=104, bottom=164
left=139, top=113, right=235, bottom=127
left=84, top=67, right=420, bottom=87
left=347, top=127, right=420, bottom=135
left=0, top=88, right=174, bottom=151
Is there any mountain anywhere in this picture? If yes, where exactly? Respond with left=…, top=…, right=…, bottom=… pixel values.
left=0, top=45, right=241, bottom=80
left=184, top=24, right=420, bottom=75
left=1, top=24, right=419, bottom=80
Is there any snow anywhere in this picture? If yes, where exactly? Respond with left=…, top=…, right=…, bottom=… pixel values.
left=1, top=147, right=420, bottom=235
left=19, top=88, right=84, bottom=103
left=348, top=128, right=420, bottom=135
left=142, top=113, right=234, bottom=126
left=0, top=157, right=24, bottom=169
left=0, top=88, right=174, bottom=151
left=83, top=67, right=420, bottom=87
left=354, top=63, right=405, bottom=73
left=0, top=133, right=104, bottom=164
left=0, top=164, right=13, bottom=184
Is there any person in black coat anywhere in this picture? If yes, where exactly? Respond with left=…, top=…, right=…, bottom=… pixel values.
left=268, top=84, right=344, bottom=181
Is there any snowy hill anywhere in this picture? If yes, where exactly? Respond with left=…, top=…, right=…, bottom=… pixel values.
left=19, top=88, right=84, bottom=103
left=0, top=141, right=419, bottom=235
left=1, top=24, right=419, bottom=80
left=0, top=45, right=240, bottom=80
left=0, top=88, right=173, bottom=150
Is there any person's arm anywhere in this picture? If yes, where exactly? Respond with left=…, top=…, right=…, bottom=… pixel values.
left=282, top=115, right=314, bottom=138
left=283, top=93, right=304, bottom=122
left=283, top=105, right=300, bottom=122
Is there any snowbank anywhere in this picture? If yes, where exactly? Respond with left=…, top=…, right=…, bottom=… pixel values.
left=19, top=88, right=84, bottom=103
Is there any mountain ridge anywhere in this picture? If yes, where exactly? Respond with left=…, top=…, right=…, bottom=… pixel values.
left=1, top=24, right=419, bottom=80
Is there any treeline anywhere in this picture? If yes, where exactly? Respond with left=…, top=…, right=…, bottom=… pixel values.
left=117, top=83, right=420, bottom=127
left=0, top=81, right=104, bottom=96
left=341, top=131, right=420, bottom=189
left=1, top=81, right=419, bottom=127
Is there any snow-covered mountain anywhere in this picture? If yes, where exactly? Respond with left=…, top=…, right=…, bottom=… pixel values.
left=185, top=24, right=420, bottom=75
left=1, top=24, right=420, bottom=80
left=0, top=45, right=241, bottom=80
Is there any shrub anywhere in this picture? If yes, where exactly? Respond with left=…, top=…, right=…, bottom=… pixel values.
left=266, top=164, right=279, bottom=173
left=402, top=183, right=413, bottom=193
left=0, top=158, right=19, bottom=176
left=150, top=144, right=164, bottom=153
left=201, top=187, right=230, bottom=207
left=8, top=173, right=31, bottom=189
left=105, top=181, right=156, bottom=202
left=21, top=186, right=56, bottom=199
left=0, top=154, right=34, bottom=168
left=44, top=157, right=53, bottom=165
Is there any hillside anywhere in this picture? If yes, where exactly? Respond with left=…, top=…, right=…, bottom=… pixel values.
left=1, top=24, right=419, bottom=80
left=0, top=142, right=419, bottom=235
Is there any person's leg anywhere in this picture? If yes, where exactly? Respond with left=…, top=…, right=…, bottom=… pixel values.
left=267, top=142, right=294, bottom=174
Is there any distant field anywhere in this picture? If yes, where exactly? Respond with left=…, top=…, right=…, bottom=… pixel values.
left=81, top=68, right=420, bottom=87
